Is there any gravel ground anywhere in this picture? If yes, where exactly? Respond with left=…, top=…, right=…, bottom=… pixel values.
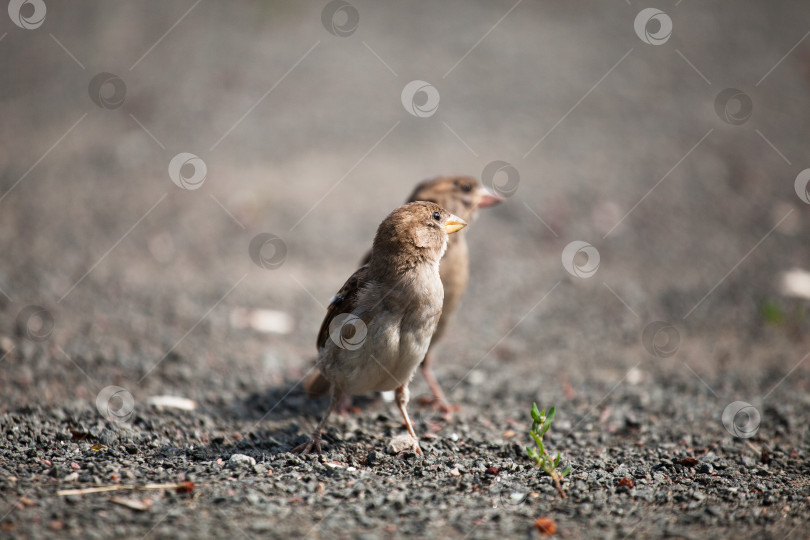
left=2, top=1, right=810, bottom=538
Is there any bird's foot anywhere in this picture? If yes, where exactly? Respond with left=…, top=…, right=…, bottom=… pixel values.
left=389, top=432, right=423, bottom=455
left=417, top=396, right=460, bottom=420
left=291, top=436, right=322, bottom=454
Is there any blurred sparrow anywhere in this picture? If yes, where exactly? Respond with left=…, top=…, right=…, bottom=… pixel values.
left=397, top=176, right=503, bottom=413
left=294, top=201, right=467, bottom=454
left=305, top=176, right=502, bottom=416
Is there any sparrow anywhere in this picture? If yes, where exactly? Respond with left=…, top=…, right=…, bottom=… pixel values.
left=305, top=176, right=502, bottom=415
left=294, top=201, right=467, bottom=454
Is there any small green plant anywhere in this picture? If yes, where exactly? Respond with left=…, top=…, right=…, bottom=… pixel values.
left=760, top=299, right=785, bottom=325
left=526, top=403, right=571, bottom=498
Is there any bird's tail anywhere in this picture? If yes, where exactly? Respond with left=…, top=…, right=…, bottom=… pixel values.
left=303, top=369, right=331, bottom=398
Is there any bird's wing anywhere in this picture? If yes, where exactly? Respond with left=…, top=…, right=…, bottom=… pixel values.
left=316, top=264, right=371, bottom=350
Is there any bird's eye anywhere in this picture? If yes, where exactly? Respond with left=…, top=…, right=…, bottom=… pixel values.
left=432, top=211, right=441, bottom=221
left=461, top=184, right=472, bottom=193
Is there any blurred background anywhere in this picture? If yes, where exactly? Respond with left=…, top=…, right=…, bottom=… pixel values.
left=1, top=1, right=809, bottom=416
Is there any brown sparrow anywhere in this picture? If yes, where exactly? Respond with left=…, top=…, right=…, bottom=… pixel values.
left=294, top=201, right=467, bottom=454
left=305, top=176, right=502, bottom=415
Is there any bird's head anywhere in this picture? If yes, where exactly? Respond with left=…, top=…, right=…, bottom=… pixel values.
left=371, top=201, right=467, bottom=270
left=407, top=176, right=503, bottom=225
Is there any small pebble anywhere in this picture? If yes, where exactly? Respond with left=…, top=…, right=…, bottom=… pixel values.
left=228, top=454, right=256, bottom=468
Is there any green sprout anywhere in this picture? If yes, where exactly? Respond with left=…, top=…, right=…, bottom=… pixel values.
left=526, top=403, right=571, bottom=499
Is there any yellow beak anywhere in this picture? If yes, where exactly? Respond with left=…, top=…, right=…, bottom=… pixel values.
left=444, top=214, right=467, bottom=235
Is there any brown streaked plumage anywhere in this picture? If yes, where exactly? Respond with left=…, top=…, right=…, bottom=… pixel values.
left=305, top=176, right=502, bottom=416
left=294, top=201, right=467, bottom=454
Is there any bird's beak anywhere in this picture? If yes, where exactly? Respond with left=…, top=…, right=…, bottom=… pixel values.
left=478, top=186, right=504, bottom=208
left=444, top=214, right=467, bottom=235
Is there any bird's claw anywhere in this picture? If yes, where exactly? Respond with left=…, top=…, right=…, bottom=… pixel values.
left=292, top=437, right=322, bottom=454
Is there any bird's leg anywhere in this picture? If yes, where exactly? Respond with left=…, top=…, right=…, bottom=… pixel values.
left=395, top=384, right=423, bottom=455
left=418, top=351, right=460, bottom=419
left=336, top=393, right=358, bottom=415
left=292, top=386, right=343, bottom=454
